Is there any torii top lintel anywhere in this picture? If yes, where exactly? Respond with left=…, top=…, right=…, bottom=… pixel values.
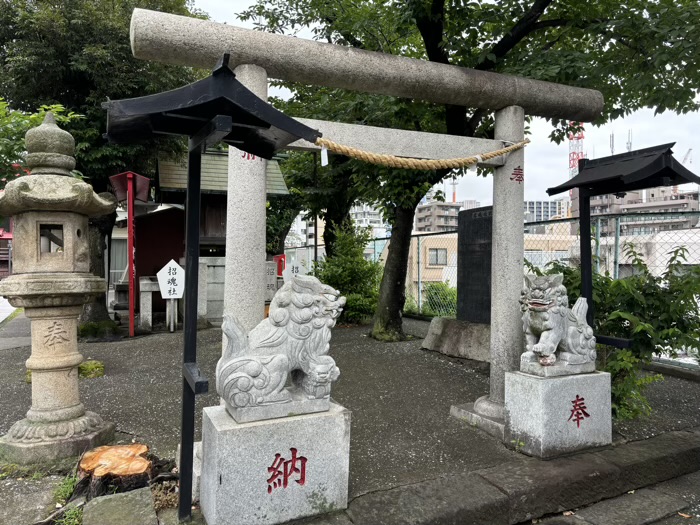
left=130, top=8, right=603, bottom=123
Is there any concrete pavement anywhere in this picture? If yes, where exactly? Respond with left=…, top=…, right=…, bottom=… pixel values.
left=0, top=316, right=699, bottom=524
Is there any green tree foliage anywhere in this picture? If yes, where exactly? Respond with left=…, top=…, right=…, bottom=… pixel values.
left=312, top=222, right=383, bottom=323
left=0, top=0, right=206, bottom=191
left=0, top=98, right=82, bottom=188
left=544, top=244, right=700, bottom=419
left=242, top=0, right=700, bottom=341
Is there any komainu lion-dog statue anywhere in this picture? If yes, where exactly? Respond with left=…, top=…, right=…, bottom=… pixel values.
left=520, top=274, right=596, bottom=376
left=216, top=275, right=346, bottom=422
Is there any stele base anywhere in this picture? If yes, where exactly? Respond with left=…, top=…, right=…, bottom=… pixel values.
left=505, top=371, right=611, bottom=459
left=200, top=402, right=351, bottom=525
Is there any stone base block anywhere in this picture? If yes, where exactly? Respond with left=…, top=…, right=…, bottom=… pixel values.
left=505, top=371, right=611, bottom=459
left=451, top=398, right=505, bottom=441
left=422, top=318, right=490, bottom=363
left=226, top=387, right=330, bottom=424
left=0, top=420, right=114, bottom=465
left=176, top=441, right=202, bottom=502
left=201, top=403, right=351, bottom=525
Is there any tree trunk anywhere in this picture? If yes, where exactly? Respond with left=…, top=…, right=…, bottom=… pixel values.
left=322, top=202, right=352, bottom=258
left=371, top=205, right=416, bottom=341
left=80, top=200, right=117, bottom=323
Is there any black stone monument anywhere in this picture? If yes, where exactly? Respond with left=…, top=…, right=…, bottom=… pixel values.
left=457, top=206, right=492, bottom=324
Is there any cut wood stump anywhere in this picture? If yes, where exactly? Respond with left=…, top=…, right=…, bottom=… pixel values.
left=78, top=444, right=152, bottom=499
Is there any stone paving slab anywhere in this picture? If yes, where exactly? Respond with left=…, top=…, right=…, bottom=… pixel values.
left=574, top=489, right=688, bottom=525
left=540, top=516, right=593, bottom=524
left=591, top=430, right=700, bottom=493
left=477, top=453, right=621, bottom=524
left=0, top=475, right=63, bottom=525
left=346, top=472, right=509, bottom=525
left=83, top=487, right=157, bottom=525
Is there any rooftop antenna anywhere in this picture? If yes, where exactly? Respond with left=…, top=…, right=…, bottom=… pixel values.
left=626, top=129, right=632, bottom=152
left=609, top=132, right=615, bottom=155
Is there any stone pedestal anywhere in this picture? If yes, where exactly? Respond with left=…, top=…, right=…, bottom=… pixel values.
left=504, top=371, right=612, bottom=459
left=138, top=276, right=159, bottom=331
left=200, top=403, right=351, bottom=525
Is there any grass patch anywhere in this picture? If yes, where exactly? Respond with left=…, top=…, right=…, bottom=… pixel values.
left=55, top=506, right=83, bottom=525
left=54, top=474, right=79, bottom=505
left=78, top=320, right=119, bottom=339
left=26, top=359, right=105, bottom=383
left=79, top=359, right=104, bottom=379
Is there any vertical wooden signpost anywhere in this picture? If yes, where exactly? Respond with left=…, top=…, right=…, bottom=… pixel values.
left=157, top=260, right=185, bottom=332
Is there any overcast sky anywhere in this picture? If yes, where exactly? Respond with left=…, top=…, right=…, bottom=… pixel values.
left=194, top=0, right=699, bottom=206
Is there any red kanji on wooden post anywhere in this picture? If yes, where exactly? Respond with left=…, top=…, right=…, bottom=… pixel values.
left=568, top=395, right=590, bottom=428
left=267, top=448, right=307, bottom=494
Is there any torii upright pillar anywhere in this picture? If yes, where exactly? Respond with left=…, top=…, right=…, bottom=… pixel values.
left=451, top=106, right=525, bottom=438
left=223, top=64, right=268, bottom=334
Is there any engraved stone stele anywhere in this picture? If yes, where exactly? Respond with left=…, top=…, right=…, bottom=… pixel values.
left=519, top=274, right=597, bottom=377
left=0, top=114, right=117, bottom=464
left=216, top=275, right=346, bottom=423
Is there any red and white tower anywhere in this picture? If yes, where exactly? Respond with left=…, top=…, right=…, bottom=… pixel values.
left=568, top=121, right=585, bottom=179
left=568, top=122, right=585, bottom=206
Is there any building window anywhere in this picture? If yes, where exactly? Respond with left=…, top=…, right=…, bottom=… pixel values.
left=428, top=248, right=447, bottom=265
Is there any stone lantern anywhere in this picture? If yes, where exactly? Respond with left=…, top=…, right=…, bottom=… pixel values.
left=0, top=114, right=116, bottom=464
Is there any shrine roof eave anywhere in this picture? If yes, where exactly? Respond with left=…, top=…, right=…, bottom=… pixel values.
left=547, top=143, right=700, bottom=197
left=102, top=56, right=321, bottom=159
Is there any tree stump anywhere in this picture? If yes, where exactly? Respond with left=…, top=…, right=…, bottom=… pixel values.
left=78, top=444, right=152, bottom=499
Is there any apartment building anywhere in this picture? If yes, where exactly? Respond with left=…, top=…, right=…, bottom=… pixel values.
left=414, top=201, right=461, bottom=232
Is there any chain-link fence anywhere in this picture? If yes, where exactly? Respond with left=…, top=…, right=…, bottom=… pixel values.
left=286, top=211, right=700, bottom=319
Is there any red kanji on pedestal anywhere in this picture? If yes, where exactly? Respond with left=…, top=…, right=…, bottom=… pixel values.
left=267, top=448, right=307, bottom=494
left=568, top=395, right=590, bottom=428
left=510, top=166, right=524, bottom=183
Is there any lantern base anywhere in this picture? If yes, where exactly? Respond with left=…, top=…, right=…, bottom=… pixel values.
left=0, top=414, right=114, bottom=465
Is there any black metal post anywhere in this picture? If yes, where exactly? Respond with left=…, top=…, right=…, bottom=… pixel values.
left=179, top=141, right=202, bottom=522
left=178, top=116, right=231, bottom=522
left=579, top=186, right=594, bottom=328
left=313, top=152, right=318, bottom=263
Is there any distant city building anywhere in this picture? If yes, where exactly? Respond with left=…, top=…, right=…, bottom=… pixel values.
left=524, top=200, right=562, bottom=222
left=619, top=187, right=700, bottom=234
left=349, top=203, right=390, bottom=238
left=460, top=199, right=481, bottom=211
left=414, top=201, right=461, bottom=232
left=570, top=186, right=699, bottom=236
left=287, top=213, right=326, bottom=247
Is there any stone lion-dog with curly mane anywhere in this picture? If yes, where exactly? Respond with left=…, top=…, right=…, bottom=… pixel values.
left=216, top=275, right=346, bottom=422
left=520, top=274, right=597, bottom=377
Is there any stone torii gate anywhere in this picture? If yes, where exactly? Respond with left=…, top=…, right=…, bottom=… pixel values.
left=129, top=9, right=603, bottom=433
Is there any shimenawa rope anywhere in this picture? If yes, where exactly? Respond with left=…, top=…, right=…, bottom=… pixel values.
left=313, top=137, right=530, bottom=170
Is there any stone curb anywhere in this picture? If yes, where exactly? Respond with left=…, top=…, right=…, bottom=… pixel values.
left=644, top=361, right=700, bottom=383
left=336, top=428, right=700, bottom=525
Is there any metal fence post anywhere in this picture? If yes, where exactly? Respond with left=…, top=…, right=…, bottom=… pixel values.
left=613, top=216, right=620, bottom=279
left=417, top=236, right=422, bottom=313
left=595, top=217, right=601, bottom=274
